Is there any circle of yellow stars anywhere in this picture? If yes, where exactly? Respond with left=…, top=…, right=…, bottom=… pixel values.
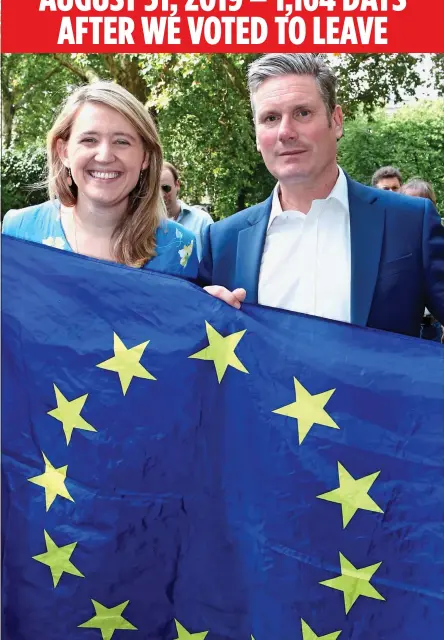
left=26, top=321, right=387, bottom=638
left=28, top=331, right=155, bottom=639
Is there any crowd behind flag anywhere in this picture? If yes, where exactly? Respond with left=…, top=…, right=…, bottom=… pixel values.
left=2, top=235, right=444, bottom=639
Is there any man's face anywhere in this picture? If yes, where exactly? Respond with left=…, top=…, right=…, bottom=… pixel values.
left=160, top=167, right=180, bottom=215
left=253, top=74, right=343, bottom=188
left=375, top=177, right=401, bottom=192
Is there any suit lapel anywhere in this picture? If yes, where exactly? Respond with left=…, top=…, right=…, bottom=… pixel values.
left=348, top=178, right=385, bottom=326
left=235, top=196, right=272, bottom=303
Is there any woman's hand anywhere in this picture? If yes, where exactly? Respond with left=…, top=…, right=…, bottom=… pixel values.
left=203, top=286, right=246, bottom=310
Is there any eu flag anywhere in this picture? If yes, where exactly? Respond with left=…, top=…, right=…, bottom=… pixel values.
left=2, top=235, right=444, bottom=640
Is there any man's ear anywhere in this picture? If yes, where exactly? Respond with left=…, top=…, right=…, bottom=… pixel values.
left=256, top=131, right=261, bottom=153
left=332, top=105, right=344, bottom=140
left=56, top=138, right=69, bottom=168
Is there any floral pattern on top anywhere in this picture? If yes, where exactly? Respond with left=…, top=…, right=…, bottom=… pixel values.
left=2, top=201, right=199, bottom=281
left=179, top=240, right=194, bottom=268
left=42, top=236, right=66, bottom=249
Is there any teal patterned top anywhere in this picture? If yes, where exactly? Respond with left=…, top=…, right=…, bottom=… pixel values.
left=2, top=200, right=198, bottom=279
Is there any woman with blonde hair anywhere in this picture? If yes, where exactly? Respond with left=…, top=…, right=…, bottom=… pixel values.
left=2, top=81, right=197, bottom=277
left=399, top=178, right=437, bottom=207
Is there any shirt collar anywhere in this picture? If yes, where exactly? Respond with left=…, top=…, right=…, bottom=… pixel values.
left=176, top=200, right=186, bottom=222
left=178, top=200, right=196, bottom=221
left=268, top=167, right=349, bottom=230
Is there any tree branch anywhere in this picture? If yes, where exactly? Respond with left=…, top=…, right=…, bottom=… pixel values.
left=52, top=54, right=99, bottom=82
left=219, top=54, right=250, bottom=102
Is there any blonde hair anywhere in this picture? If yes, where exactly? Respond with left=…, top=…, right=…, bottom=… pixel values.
left=47, top=81, right=166, bottom=267
left=400, top=178, right=437, bottom=206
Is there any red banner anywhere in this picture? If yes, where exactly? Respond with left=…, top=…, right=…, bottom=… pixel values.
left=2, top=0, right=443, bottom=53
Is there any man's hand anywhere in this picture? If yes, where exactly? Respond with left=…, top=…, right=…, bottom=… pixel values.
left=204, top=286, right=246, bottom=310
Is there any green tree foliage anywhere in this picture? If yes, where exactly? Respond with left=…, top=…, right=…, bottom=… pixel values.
left=432, top=54, right=444, bottom=96
left=1, top=54, right=80, bottom=150
left=1, top=54, right=149, bottom=151
left=331, top=54, right=423, bottom=117
left=1, top=145, right=47, bottom=214
left=140, top=54, right=261, bottom=217
left=338, top=100, right=444, bottom=214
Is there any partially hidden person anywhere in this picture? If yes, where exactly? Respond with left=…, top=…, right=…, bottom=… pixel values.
left=161, top=161, right=213, bottom=261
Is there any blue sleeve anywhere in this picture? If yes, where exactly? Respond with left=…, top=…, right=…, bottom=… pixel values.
left=198, top=223, right=214, bottom=286
left=422, top=200, right=444, bottom=325
left=152, top=220, right=199, bottom=281
left=2, top=204, right=50, bottom=242
left=2, top=210, right=23, bottom=238
left=196, top=215, right=214, bottom=261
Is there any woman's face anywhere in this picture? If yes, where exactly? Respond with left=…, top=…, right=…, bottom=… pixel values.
left=403, top=188, right=424, bottom=200
left=58, top=102, right=149, bottom=209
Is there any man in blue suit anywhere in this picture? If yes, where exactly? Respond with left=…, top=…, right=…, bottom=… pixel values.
left=200, top=53, right=444, bottom=337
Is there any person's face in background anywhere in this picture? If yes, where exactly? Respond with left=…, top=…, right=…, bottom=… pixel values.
left=399, top=184, right=437, bottom=207
left=403, top=187, right=424, bottom=199
left=160, top=167, right=180, bottom=218
left=375, top=177, right=401, bottom=192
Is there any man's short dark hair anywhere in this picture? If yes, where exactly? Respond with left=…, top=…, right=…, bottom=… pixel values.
left=371, top=166, right=402, bottom=187
left=162, top=162, right=180, bottom=183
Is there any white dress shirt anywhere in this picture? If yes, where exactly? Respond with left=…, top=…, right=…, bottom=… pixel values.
left=258, top=167, right=351, bottom=323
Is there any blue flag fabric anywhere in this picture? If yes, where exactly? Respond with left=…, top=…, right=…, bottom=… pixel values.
left=2, top=235, right=444, bottom=640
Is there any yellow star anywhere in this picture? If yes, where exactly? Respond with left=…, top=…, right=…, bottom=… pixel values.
left=272, top=377, right=339, bottom=444
left=28, top=452, right=74, bottom=511
left=317, top=462, right=383, bottom=528
left=48, top=384, right=97, bottom=445
left=32, top=530, right=84, bottom=587
left=96, top=332, right=156, bottom=395
left=173, top=619, right=208, bottom=639
left=320, top=553, right=385, bottom=613
left=78, top=599, right=137, bottom=640
left=301, top=618, right=341, bottom=640
left=189, top=321, right=248, bottom=383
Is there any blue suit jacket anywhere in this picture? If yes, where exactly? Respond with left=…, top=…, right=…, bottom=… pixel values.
left=199, top=177, right=444, bottom=337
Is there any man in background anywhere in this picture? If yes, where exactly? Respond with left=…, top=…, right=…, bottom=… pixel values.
left=371, top=166, right=402, bottom=192
left=400, top=177, right=442, bottom=343
left=161, top=162, right=213, bottom=260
